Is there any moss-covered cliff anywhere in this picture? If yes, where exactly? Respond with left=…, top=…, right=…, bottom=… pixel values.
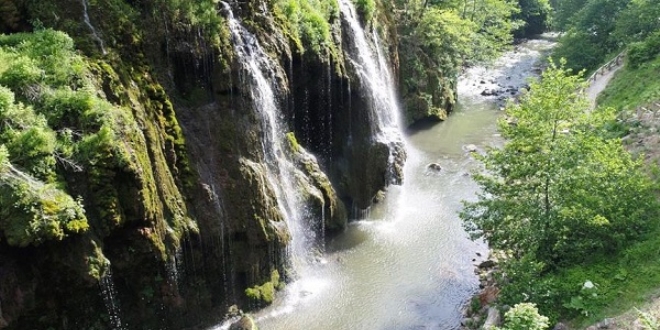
left=0, top=0, right=433, bottom=328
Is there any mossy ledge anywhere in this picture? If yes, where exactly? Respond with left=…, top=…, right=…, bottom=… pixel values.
left=0, top=0, right=455, bottom=328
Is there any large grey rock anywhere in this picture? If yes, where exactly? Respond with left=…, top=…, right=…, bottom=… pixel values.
left=482, top=307, right=501, bottom=329
left=229, top=316, right=258, bottom=330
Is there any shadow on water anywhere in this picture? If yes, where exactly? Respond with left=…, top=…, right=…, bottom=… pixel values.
left=406, top=117, right=444, bottom=136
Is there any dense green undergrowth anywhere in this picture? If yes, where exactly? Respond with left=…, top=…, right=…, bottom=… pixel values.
left=598, top=55, right=660, bottom=111
left=0, top=29, right=132, bottom=246
left=558, top=222, right=660, bottom=327
left=271, top=0, right=340, bottom=60
left=462, top=62, right=660, bottom=326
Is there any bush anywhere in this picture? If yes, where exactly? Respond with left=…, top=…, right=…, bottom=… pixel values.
left=495, top=303, right=549, bottom=330
left=628, top=31, right=660, bottom=68
left=354, top=0, right=376, bottom=23
left=273, top=0, right=337, bottom=57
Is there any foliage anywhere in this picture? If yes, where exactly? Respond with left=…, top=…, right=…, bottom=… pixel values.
left=462, top=62, right=659, bottom=321
left=0, top=175, right=89, bottom=247
left=0, top=0, right=21, bottom=32
left=353, top=0, right=376, bottom=23
left=244, top=270, right=281, bottom=306
left=613, top=0, right=660, bottom=45
left=0, top=144, right=7, bottom=169
left=550, top=0, right=587, bottom=31
left=0, top=29, right=147, bottom=245
left=513, top=0, right=552, bottom=37
left=628, top=31, right=660, bottom=69
left=394, top=0, right=521, bottom=123
left=494, top=303, right=550, bottom=330
left=551, top=0, right=660, bottom=71
left=597, top=54, right=660, bottom=111
left=272, top=0, right=338, bottom=58
left=552, top=0, right=628, bottom=71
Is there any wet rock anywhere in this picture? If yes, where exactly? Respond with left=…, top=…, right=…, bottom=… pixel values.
left=479, top=286, right=500, bottom=306
left=478, top=260, right=496, bottom=269
left=464, top=144, right=478, bottom=153
left=229, top=316, right=258, bottom=330
left=553, top=322, right=568, bottom=330
left=483, top=307, right=501, bottom=328
left=373, top=190, right=386, bottom=204
left=427, top=163, right=442, bottom=171
left=227, top=305, right=241, bottom=317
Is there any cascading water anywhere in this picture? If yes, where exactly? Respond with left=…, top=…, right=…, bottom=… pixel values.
left=99, top=268, right=125, bottom=330
left=254, top=37, right=555, bottom=330
left=339, top=0, right=405, bottom=184
left=81, top=0, right=107, bottom=55
left=221, top=3, right=323, bottom=273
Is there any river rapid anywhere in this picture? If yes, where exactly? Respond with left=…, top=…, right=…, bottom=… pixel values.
left=214, top=37, right=556, bottom=330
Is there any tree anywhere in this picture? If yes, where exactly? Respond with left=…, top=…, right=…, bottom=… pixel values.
left=394, top=0, right=520, bottom=123
left=461, top=61, right=658, bottom=268
left=551, top=0, right=628, bottom=70
left=513, top=0, right=551, bottom=37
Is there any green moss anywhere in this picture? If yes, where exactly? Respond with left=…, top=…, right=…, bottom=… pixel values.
left=353, top=0, right=376, bottom=23
left=285, top=132, right=301, bottom=153
left=271, top=0, right=340, bottom=61
left=245, top=270, right=282, bottom=305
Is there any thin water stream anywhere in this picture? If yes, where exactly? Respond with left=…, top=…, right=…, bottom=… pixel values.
left=247, top=38, right=555, bottom=330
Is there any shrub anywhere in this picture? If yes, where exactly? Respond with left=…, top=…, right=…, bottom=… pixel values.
left=495, top=303, right=550, bottom=330
left=354, top=0, right=376, bottom=23
left=628, top=31, right=660, bottom=68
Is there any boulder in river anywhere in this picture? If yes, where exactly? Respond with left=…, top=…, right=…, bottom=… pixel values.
left=229, top=316, right=258, bottom=330
left=427, top=163, right=442, bottom=172
left=464, top=144, right=478, bottom=153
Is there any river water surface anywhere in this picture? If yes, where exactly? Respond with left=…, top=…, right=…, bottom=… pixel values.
left=214, top=37, right=555, bottom=330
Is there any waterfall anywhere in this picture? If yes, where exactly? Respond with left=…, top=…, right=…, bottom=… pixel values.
left=221, top=3, right=323, bottom=270
left=339, top=0, right=405, bottom=184
left=81, top=0, right=107, bottom=55
left=99, top=268, right=125, bottom=330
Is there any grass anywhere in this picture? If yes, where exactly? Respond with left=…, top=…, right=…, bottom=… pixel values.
left=597, top=56, right=660, bottom=111
left=563, top=53, right=660, bottom=327
left=565, top=224, right=660, bottom=327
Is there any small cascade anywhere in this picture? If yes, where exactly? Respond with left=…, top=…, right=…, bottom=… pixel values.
left=210, top=183, right=235, bottom=302
left=221, top=2, right=323, bottom=270
left=167, top=246, right=183, bottom=290
left=339, top=0, right=405, bottom=184
left=99, top=268, right=125, bottom=330
left=81, top=0, right=107, bottom=55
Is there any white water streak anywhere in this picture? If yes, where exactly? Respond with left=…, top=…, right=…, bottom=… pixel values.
left=99, top=268, right=125, bottom=330
left=339, top=0, right=405, bottom=185
left=339, top=0, right=403, bottom=143
left=81, top=0, right=107, bottom=55
left=223, top=4, right=322, bottom=272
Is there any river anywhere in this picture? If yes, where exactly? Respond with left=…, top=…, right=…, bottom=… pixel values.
left=214, top=37, right=555, bottom=330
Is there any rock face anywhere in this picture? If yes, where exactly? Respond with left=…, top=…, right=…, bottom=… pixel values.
left=0, top=0, right=426, bottom=329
